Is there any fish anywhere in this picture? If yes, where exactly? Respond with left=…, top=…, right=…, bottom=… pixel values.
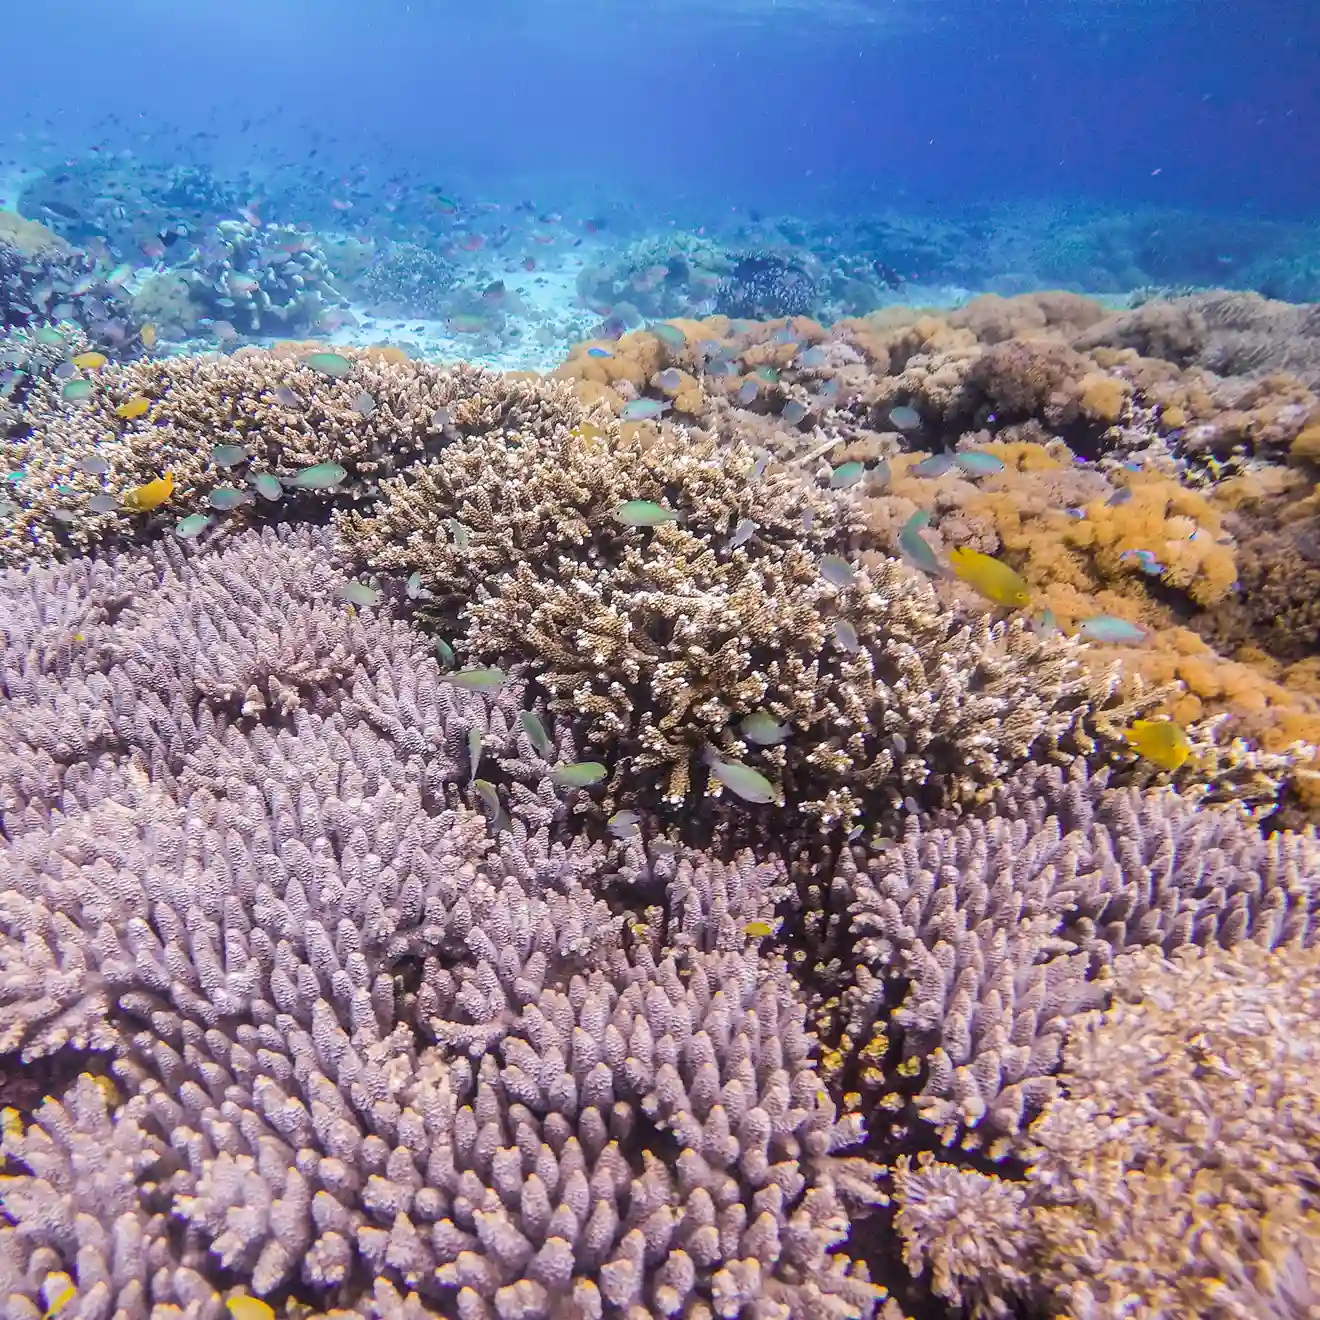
left=736, top=380, right=759, bottom=406
left=754, top=366, right=780, bottom=384
left=61, top=379, right=94, bottom=402
left=224, top=1297, right=275, bottom=1320
left=551, top=761, right=608, bottom=788
left=744, top=920, right=775, bottom=939
left=621, top=398, right=670, bottom=421
left=443, top=667, right=506, bottom=692
left=1106, top=485, right=1133, bottom=506
left=289, top=462, right=347, bottom=491
left=352, top=391, right=376, bottom=417
left=340, top=580, right=382, bottom=607
left=140, top=323, right=157, bottom=350
left=953, top=449, right=1005, bottom=476
left=819, top=554, right=857, bottom=588
left=727, top=517, right=758, bottom=550
left=79, top=454, right=110, bottom=476
left=830, top=461, right=865, bottom=489
left=301, top=351, right=353, bottom=379
left=174, top=512, right=211, bottom=540
left=706, top=754, right=778, bottom=804
left=249, top=472, right=283, bottom=501
left=654, top=367, right=684, bottom=394
left=115, top=396, right=150, bottom=419
left=946, top=547, right=1031, bottom=608
left=211, top=444, right=248, bottom=468
left=519, top=710, right=555, bottom=759
left=405, top=571, right=431, bottom=601
left=446, top=518, right=471, bottom=549
left=473, top=780, right=511, bottom=834
left=208, top=486, right=251, bottom=511
left=586, top=346, right=613, bottom=359
left=910, top=453, right=954, bottom=478
left=41, top=1272, right=76, bottom=1317
left=36, top=327, right=65, bottom=346
left=431, top=406, right=453, bottom=429
left=468, top=726, right=483, bottom=783
left=888, top=404, right=922, bottom=430
left=1123, top=719, right=1192, bottom=771
left=898, top=510, right=943, bottom=577
left=1079, top=615, right=1148, bottom=645
left=87, top=493, right=119, bottom=514
left=434, top=637, right=456, bottom=667
left=741, top=711, right=789, bottom=745
left=781, top=399, right=809, bottom=425
left=650, top=323, right=685, bottom=349
left=834, top=619, right=861, bottom=653
left=273, top=386, right=302, bottom=408
left=795, top=346, right=828, bottom=368
left=71, top=352, right=108, bottom=370
left=607, top=809, right=641, bottom=840
left=614, top=499, right=678, bottom=527
left=121, top=471, right=174, bottom=513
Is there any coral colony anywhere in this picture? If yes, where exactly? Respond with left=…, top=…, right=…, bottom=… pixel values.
left=2, top=158, right=1320, bottom=1320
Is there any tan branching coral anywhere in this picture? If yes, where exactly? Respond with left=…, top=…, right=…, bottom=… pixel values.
left=893, top=941, right=1320, bottom=1320
left=344, top=414, right=1128, bottom=828
left=0, top=347, right=582, bottom=565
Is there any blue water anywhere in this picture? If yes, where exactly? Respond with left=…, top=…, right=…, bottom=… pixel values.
left=5, top=0, right=1317, bottom=220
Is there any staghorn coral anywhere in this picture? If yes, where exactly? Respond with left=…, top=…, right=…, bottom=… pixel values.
left=817, top=760, right=1320, bottom=1152
left=0, top=522, right=888, bottom=1318
left=342, top=415, right=1122, bottom=829
left=0, top=347, right=582, bottom=565
left=892, top=940, right=1320, bottom=1320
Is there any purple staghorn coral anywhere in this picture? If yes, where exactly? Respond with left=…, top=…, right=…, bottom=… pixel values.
left=829, top=761, right=1320, bottom=1149
left=0, top=525, right=886, bottom=1318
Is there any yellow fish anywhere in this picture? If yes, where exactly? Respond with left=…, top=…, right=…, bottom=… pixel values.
left=115, top=396, right=150, bottom=419
left=946, top=546, right=1031, bottom=609
left=121, top=471, right=174, bottom=513
left=71, top=351, right=108, bottom=370
left=225, top=1298, right=274, bottom=1320
left=1124, top=719, right=1192, bottom=772
left=140, top=323, right=157, bottom=350
left=41, top=1273, right=76, bottom=1318
left=744, top=920, right=775, bottom=938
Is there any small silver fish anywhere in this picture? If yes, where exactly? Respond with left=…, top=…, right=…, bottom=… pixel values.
left=819, top=554, right=856, bottom=588
left=727, top=518, right=758, bottom=550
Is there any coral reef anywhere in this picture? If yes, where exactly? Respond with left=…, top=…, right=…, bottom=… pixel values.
left=716, top=251, right=820, bottom=321
left=341, top=241, right=459, bottom=319
left=892, top=940, right=1320, bottom=1319
left=0, top=524, right=888, bottom=1319
left=0, top=348, right=578, bottom=566
left=172, top=221, right=347, bottom=337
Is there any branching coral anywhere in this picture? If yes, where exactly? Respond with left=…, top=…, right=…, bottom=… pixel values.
left=342, top=415, right=1125, bottom=829
left=0, top=348, right=581, bottom=565
left=892, top=940, right=1320, bottom=1319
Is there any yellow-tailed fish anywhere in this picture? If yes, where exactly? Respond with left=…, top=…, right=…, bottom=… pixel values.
left=1123, top=719, right=1192, bottom=772
left=946, top=546, right=1031, bottom=609
left=115, top=396, right=150, bottom=419
left=71, top=351, right=108, bottom=370
left=121, top=471, right=174, bottom=513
